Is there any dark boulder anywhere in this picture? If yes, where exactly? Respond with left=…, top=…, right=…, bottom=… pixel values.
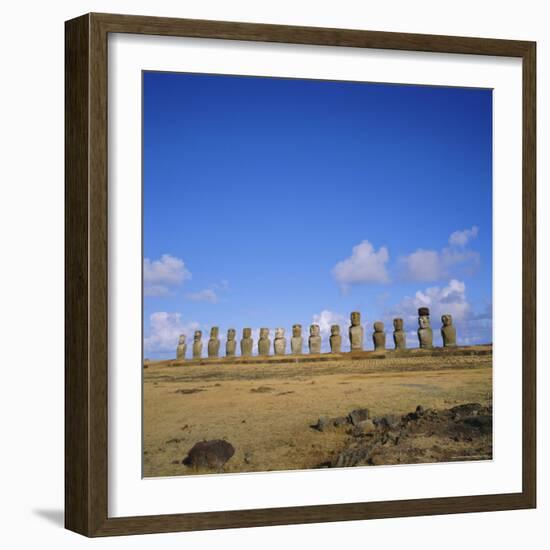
left=450, top=403, right=482, bottom=419
left=462, top=415, right=492, bottom=435
left=405, top=405, right=426, bottom=422
left=312, top=416, right=330, bottom=432
left=183, top=439, right=235, bottom=469
left=313, top=415, right=350, bottom=431
left=354, top=419, right=376, bottom=436
left=332, top=446, right=371, bottom=468
left=332, top=416, right=349, bottom=427
left=348, top=408, right=370, bottom=426
left=373, top=414, right=401, bottom=430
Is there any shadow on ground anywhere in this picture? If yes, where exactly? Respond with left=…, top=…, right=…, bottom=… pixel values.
left=33, top=509, right=64, bottom=527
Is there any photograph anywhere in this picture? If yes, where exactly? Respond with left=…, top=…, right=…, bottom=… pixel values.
left=142, top=71, right=494, bottom=477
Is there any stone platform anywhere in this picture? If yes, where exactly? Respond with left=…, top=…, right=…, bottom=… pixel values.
left=145, top=344, right=492, bottom=369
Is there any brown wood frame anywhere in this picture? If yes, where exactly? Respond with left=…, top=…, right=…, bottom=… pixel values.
left=65, top=12, right=537, bottom=537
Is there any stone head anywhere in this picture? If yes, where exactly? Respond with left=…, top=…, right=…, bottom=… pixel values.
left=310, top=324, right=320, bottom=337
left=210, top=326, right=219, bottom=338
left=242, top=327, right=252, bottom=338
left=193, top=330, right=202, bottom=341
left=260, top=328, right=270, bottom=339
left=227, top=328, right=236, bottom=340
left=275, top=328, right=285, bottom=339
left=441, top=314, right=453, bottom=327
left=178, top=334, right=186, bottom=345
left=373, top=321, right=384, bottom=333
left=331, top=324, right=340, bottom=336
left=418, top=315, right=431, bottom=329
left=351, top=311, right=361, bottom=326
left=292, top=324, right=302, bottom=337
left=393, top=318, right=404, bottom=331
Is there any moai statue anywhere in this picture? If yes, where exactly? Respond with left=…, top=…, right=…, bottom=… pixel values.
left=393, top=318, right=407, bottom=350
left=176, top=334, right=187, bottom=360
left=240, top=328, right=253, bottom=357
left=226, top=328, right=237, bottom=357
left=192, top=330, right=202, bottom=359
left=208, top=327, right=221, bottom=358
left=309, top=324, right=322, bottom=354
left=373, top=321, right=386, bottom=351
left=274, top=328, right=287, bottom=355
left=349, top=311, right=364, bottom=351
left=330, top=325, right=342, bottom=353
left=258, top=328, right=271, bottom=356
left=417, top=307, right=433, bottom=349
left=291, top=324, right=303, bottom=354
left=441, top=314, right=457, bottom=347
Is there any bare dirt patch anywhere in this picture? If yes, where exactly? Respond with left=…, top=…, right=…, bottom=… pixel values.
left=143, top=347, right=492, bottom=477
left=175, top=388, right=204, bottom=395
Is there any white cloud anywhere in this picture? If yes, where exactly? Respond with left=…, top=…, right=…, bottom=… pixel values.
left=391, top=279, right=471, bottom=324
left=143, top=311, right=200, bottom=356
left=449, top=225, right=479, bottom=247
left=185, top=289, right=219, bottom=303
left=399, top=249, right=442, bottom=281
left=413, top=279, right=471, bottom=321
left=143, top=254, right=191, bottom=296
left=313, top=310, right=347, bottom=337
left=399, top=227, right=480, bottom=282
left=312, top=310, right=350, bottom=352
left=386, top=279, right=492, bottom=347
left=332, top=240, right=390, bottom=290
left=185, top=280, right=230, bottom=303
left=460, top=302, right=493, bottom=345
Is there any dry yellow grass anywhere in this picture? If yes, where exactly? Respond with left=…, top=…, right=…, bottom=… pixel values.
left=143, top=347, right=492, bottom=477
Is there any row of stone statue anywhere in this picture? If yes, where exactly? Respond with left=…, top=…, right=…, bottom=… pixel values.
left=176, top=309, right=457, bottom=360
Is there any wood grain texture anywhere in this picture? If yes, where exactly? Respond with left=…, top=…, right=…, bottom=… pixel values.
left=92, top=12, right=533, bottom=56
left=65, top=13, right=91, bottom=535
left=65, top=12, right=537, bottom=537
left=521, top=42, right=537, bottom=508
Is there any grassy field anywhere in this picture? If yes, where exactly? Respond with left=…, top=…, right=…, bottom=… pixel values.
left=143, top=346, right=492, bottom=477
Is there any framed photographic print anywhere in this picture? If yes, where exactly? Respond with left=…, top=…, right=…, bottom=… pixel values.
left=65, top=13, right=536, bottom=537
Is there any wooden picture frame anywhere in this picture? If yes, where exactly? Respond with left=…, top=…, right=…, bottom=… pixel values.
left=65, top=12, right=536, bottom=537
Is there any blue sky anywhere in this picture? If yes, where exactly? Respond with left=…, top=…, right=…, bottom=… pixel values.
left=143, top=71, right=493, bottom=359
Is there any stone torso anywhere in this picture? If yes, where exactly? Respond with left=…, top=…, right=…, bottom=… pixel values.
left=192, top=331, right=202, bottom=359
left=176, top=344, right=187, bottom=360
left=240, top=328, right=253, bottom=357
left=372, top=321, right=386, bottom=351
left=290, top=324, right=303, bottom=354
left=392, top=318, right=407, bottom=350
left=417, top=308, right=433, bottom=349
left=208, top=327, right=221, bottom=358
left=329, top=325, right=342, bottom=353
left=258, top=328, right=271, bottom=356
left=349, top=325, right=364, bottom=350
left=441, top=315, right=457, bottom=347
left=176, top=334, right=187, bottom=360
left=309, top=324, right=321, bottom=354
left=274, top=328, right=286, bottom=355
left=349, top=311, right=364, bottom=351
left=226, top=329, right=237, bottom=357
